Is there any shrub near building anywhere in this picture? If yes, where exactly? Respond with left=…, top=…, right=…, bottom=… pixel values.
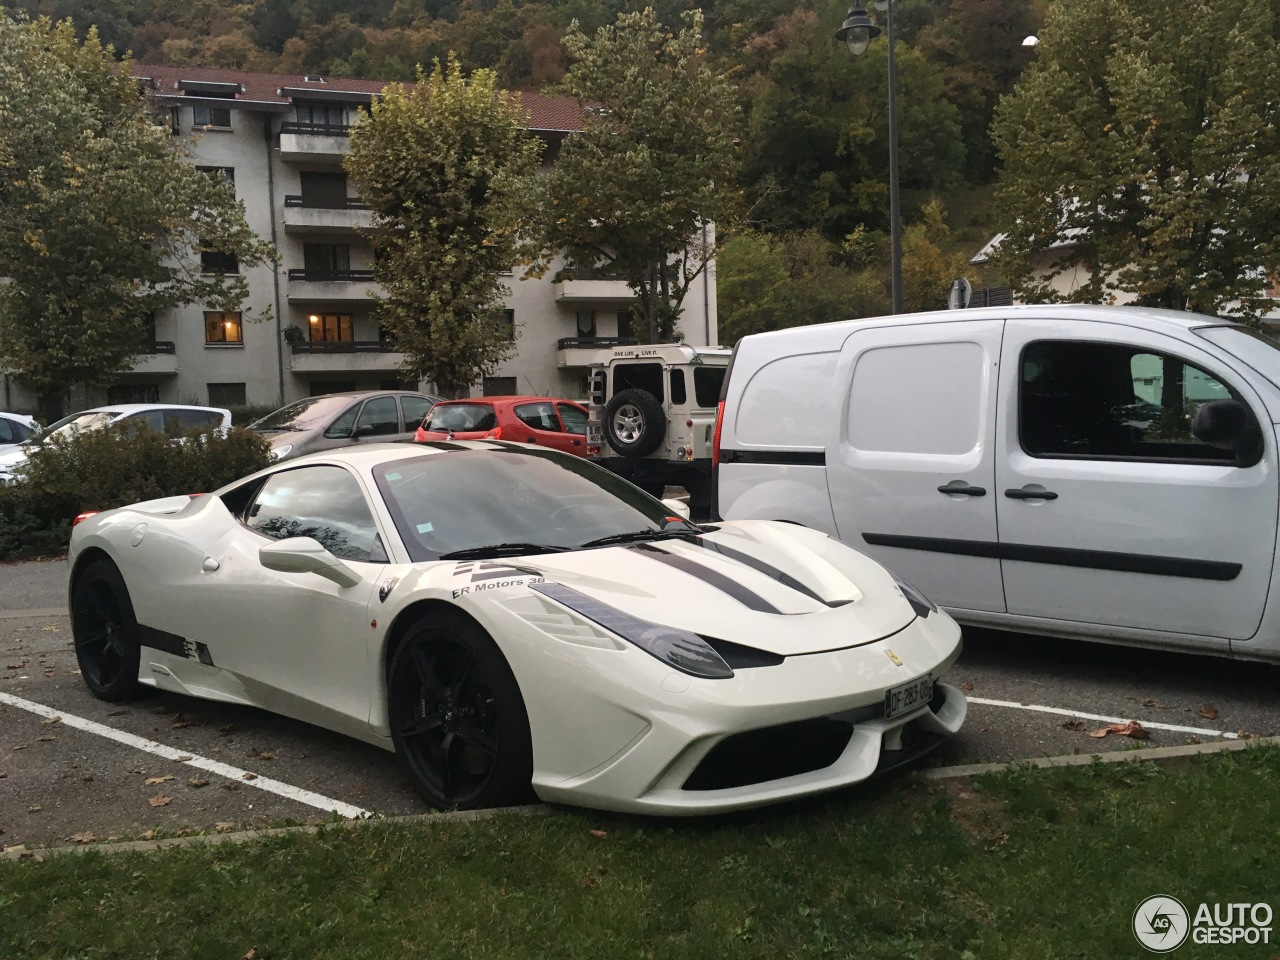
left=0, top=426, right=271, bottom=560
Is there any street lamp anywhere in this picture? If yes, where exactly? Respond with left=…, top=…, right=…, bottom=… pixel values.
left=836, top=2, right=903, bottom=314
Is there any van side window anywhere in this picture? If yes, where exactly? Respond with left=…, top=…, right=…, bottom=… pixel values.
left=669, top=370, right=687, bottom=405
left=1019, top=341, right=1237, bottom=462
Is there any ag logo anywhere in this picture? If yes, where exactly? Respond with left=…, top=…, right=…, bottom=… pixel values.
left=1133, top=895, right=1190, bottom=953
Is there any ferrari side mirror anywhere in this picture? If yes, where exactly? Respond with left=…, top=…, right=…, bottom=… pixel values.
left=259, top=537, right=362, bottom=588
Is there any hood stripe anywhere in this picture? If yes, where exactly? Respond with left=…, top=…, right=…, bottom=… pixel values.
left=627, top=543, right=781, bottom=614
left=674, top=536, right=845, bottom=607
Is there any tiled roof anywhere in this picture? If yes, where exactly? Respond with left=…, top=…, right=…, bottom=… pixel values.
left=130, top=63, right=584, bottom=132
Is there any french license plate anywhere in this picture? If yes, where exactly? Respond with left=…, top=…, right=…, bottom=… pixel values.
left=586, top=420, right=604, bottom=445
left=884, top=674, right=934, bottom=720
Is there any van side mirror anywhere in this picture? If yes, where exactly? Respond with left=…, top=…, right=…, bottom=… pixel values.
left=1192, top=399, right=1263, bottom=466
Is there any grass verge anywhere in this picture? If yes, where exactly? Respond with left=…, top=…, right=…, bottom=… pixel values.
left=3, top=746, right=1277, bottom=959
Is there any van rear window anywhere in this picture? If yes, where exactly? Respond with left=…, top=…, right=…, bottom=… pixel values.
left=694, top=367, right=726, bottom=408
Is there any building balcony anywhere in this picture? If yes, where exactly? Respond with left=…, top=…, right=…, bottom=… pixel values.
left=125, top=341, right=178, bottom=376
left=279, top=122, right=351, bottom=163
left=282, top=196, right=373, bottom=235
left=552, top=277, right=635, bottom=303
left=289, top=340, right=406, bottom=373
left=285, top=269, right=375, bottom=303
left=556, top=336, right=638, bottom=368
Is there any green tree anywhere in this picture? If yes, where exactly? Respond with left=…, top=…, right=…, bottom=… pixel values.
left=0, top=14, right=274, bottom=419
left=899, top=198, right=979, bottom=311
left=345, top=55, right=542, bottom=397
left=992, top=0, right=1280, bottom=318
left=524, top=8, right=740, bottom=342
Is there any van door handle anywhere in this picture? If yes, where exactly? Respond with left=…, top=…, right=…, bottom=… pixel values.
left=1005, top=485, right=1058, bottom=501
left=937, top=480, right=986, bottom=497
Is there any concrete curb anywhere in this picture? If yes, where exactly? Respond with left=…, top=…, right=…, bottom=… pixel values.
left=920, top=734, right=1280, bottom=781
left=2, top=803, right=552, bottom=862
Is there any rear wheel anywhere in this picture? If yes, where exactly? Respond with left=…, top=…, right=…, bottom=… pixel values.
left=71, top=560, right=143, bottom=702
left=388, top=613, right=533, bottom=810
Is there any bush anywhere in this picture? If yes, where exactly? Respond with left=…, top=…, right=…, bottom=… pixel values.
left=227, top=402, right=283, bottom=426
left=0, top=425, right=271, bottom=560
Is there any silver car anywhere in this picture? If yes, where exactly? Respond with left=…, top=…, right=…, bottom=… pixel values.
left=249, top=391, right=441, bottom=462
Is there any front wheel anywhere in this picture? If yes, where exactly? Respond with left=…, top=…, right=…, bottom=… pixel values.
left=71, top=559, right=143, bottom=702
left=387, top=613, right=533, bottom=810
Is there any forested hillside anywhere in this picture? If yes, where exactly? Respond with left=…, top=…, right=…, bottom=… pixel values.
left=10, top=0, right=1046, bottom=327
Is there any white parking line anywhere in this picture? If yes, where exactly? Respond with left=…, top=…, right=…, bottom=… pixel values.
left=0, top=692, right=373, bottom=819
left=968, top=695, right=1240, bottom=739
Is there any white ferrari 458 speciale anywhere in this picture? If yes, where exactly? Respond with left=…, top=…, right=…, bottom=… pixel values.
left=68, top=442, right=967, bottom=815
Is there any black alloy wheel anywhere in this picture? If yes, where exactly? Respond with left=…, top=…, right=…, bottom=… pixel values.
left=71, top=560, right=143, bottom=701
left=388, top=615, right=533, bottom=810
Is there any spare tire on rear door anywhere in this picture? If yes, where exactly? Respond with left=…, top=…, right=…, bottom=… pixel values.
left=604, top=388, right=666, bottom=457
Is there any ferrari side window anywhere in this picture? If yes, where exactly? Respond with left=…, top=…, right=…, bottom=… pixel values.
left=245, top=465, right=383, bottom=563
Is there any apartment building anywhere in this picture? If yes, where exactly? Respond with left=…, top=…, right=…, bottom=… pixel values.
left=6, top=64, right=718, bottom=413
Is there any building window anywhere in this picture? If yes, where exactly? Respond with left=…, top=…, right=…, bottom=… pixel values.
left=303, top=243, right=350, bottom=278
left=308, top=313, right=353, bottom=342
left=576, top=310, right=597, bottom=338
left=483, top=376, right=517, bottom=396
left=192, top=105, right=232, bottom=128
left=295, top=101, right=346, bottom=129
left=502, top=309, right=516, bottom=342
left=200, top=243, right=239, bottom=275
left=299, top=171, right=348, bottom=209
left=617, top=309, right=634, bottom=340
left=197, top=166, right=235, bottom=185
left=205, top=311, right=243, bottom=344
left=208, top=383, right=247, bottom=407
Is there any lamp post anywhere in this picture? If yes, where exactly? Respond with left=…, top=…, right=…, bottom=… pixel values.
left=836, top=3, right=903, bottom=314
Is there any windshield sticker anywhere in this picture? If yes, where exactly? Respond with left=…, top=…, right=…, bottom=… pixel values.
left=416, top=522, right=434, bottom=533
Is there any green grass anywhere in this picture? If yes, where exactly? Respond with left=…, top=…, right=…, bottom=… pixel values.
left=3, top=747, right=1278, bottom=959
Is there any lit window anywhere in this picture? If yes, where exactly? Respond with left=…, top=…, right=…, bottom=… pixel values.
left=193, top=105, right=232, bottom=128
left=205, top=311, right=243, bottom=344
left=308, top=313, right=353, bottom=342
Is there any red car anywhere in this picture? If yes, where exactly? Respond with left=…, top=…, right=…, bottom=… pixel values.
left=414, top=396, right=593, bottom=456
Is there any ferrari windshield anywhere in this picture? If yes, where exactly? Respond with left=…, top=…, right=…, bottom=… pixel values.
left=373, top=448, right=694, bottom=561
left=251, top=395, right=352, bottom=432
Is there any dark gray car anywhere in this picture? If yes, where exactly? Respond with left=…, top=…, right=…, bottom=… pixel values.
left=249, top=391, right=441, bottom=462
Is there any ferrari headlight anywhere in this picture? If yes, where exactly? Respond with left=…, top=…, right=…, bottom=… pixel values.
left=270, top=444, right=293, bottom=462
left=531, top=582, right=734, bottom=680
left=892, top=573, right=936, bottom=618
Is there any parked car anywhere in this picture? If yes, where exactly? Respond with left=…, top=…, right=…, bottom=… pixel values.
left=715, top=302, right=1280, bottom=662
left=415, top=396, right=591, bottom=456
left=249, top=391, right=441, bottom=462
left=585, top=343, right=730, bottom=506
left=0, top=412, right=38, bottom=457
left=68, top=441, right=964, bottom=814
left=0, top=403, right=229, bottom=482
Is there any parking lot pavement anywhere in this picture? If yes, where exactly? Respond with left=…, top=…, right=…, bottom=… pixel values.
left=4, top=558, right=1280, bottom=847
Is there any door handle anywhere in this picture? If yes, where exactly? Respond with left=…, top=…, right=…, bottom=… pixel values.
left=937, top=480, right=986, bottom=497
left=1004, top=485, right=1058, bottom=501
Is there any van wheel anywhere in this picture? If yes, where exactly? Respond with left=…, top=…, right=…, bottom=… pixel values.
left=604, top=389, right=666, bottom=458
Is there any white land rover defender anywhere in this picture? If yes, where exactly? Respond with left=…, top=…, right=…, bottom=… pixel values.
left=586, top=343, right=731, bottom=512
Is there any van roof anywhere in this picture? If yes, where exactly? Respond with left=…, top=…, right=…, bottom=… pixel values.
left=591, top=343, right=731, bottom=365
left=736, top=303, right=1245, bottom=352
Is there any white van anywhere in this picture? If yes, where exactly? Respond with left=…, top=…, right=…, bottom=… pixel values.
left=714, top=304, right=1280, bottom=661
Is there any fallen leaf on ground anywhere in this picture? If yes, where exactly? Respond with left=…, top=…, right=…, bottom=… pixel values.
left=590, top=829, right=608, bottom=839
left=148, top=795, right=172, bottom=807
left=1061, top=720, right=1087, bottom=731
left=107, top=710, right=127, bottom=717
left=256, top=751, right=276, bottom=761
left=959, top=682, right=975, bottom=692
left=1198, top=704, right=1219, bottom=720
left=171, top=721, right=190, bottom=729
left=37, top=735, right=55, bottom=742
left=138, top=829, right=155, bottom=841
left=242, top=772, right=258, bottom=781
left=1187, top=736, right=1201, bottom=745
left=27, top=805, right=41, bottom=813
left=216, top=822, right=236, bottom=833
left=175, top=755, right=192, bottom=762
left=144, top=776, right=175, bottom=786
left=242, top=947, right=257, bottom=960
left=188, top=777, right=210, bottom=788
left=68, top=832, right=95, bottom=844
left=1089, top=720, right=1150, bottom=740
left=3, top=844, right=26, bottom=854
left=41, top=625, right=60, bottom=632
left=41, top=716, right=60, bottom=726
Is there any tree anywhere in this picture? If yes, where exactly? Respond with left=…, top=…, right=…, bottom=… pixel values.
left=991, top=0, right=1280, bottom=319
left=0, top=14, right=274, bottom=419
left=345, top=55, right=542, bottom=397
left=524, top=8, right=740, bottom=343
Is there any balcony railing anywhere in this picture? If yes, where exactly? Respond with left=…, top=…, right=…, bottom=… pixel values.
left=139, top=341, right=176, bottom=354
left=557, top=336, right=637, bottom=350
left=283, top=195, right=371, bottom=210
left=291, top=341, right=396, bottom=354
left=287, top=269, right=374, bottom=282
left=279, top=121, right=351, bottom=137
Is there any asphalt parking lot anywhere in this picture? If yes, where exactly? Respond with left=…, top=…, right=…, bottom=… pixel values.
left=3, top=557, right=1278, bottom=849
